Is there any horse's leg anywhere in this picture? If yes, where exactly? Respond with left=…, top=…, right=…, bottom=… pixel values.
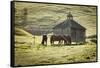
left=69, top=40, right=71, bottom=45
left=67, top=38, right=71, bottom=45
left=52, top=40, right=54, bottom=45
left=61, top=40, right=63, bottom=44
left=51, top=41, right=54, bottom=46
left=59, top=40, right=62, bottom=45
left=46, top=40, right=47, bottom=46
left=41, top=39, right=43, bottom=45
left=60, top=40, right=62, bottom=44
left=58, top=40, right=60, bottom=44
left=64, top=40, right=67, bottom=45
left=43, top=39, right=45, bottom=45
left=50, top=39, right=52, bottom=45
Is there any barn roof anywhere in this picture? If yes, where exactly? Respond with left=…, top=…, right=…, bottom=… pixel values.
left=53, top=19, right=86, bottom=30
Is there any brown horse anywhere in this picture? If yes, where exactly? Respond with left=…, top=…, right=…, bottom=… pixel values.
left=63, top=35, right=71, bottom=44
left=50, top=35, right=62, bottom=45
left=41, top=35, right=47, bottom=45
left=50, top=35, right=71, bottom=45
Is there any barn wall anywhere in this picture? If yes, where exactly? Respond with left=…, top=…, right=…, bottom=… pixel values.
left=53, top=27, right=71, bottom=35
left=80, top=30, right=86, bottom=42
left=77, top=30, right=85, bottom=42
left=53, top=28, right=62, bottom=35
left=62, top=27, right=71, bottom=35
left=71, top=28, right=85, bottom=43
left=71, top=28, right=76, bottom=42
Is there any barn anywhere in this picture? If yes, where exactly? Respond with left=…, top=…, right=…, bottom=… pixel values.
left=53, top=12, right=86, bottom=44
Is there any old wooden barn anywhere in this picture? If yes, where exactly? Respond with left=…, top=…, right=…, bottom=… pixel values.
left=53, top=12, right=86, bottom=44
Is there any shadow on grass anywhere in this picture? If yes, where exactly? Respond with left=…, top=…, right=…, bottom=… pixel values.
left=50, top=44, right=85, bottom=47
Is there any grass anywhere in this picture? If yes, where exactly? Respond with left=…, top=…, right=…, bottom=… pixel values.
left=15, top=44, right=96, bottom=66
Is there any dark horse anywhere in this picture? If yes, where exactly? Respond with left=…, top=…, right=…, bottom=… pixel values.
left=41, top=34, right=47, bottom=45
left=50, top=35, right=71, bottom=45
left=63, top=35, right=71, bottom=44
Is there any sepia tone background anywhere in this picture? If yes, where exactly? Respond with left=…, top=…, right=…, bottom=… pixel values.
left=13, top=1, right=97, bottom=67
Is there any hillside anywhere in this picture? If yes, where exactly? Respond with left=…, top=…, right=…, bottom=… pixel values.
left=14, top=2, right=97, bottom=36
left=15, top=28, right=33, bottom=37
left=15, top=28, right=35, bottom=47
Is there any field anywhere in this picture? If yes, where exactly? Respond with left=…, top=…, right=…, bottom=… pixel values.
left=14, top=28, right=97, bottom=66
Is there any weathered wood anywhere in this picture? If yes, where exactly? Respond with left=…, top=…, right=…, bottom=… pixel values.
left=53, top=13, right=86, bottom=44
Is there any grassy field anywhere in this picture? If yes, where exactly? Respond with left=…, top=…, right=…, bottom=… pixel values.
left=14, top=28, right=97, bottom=66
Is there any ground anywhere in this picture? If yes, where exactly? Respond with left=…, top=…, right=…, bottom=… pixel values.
left=14, top=32, right=97, bottom=66
left=15, top=44, right=96, bottom=66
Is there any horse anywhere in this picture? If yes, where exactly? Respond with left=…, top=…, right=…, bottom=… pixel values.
left=41, top=34, right=47, bottom=45
left=50, top=35, right=63, bottom=45
left=63, top=35, right=71, bottom=44
left=50, top=35, right=71, bottom=45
